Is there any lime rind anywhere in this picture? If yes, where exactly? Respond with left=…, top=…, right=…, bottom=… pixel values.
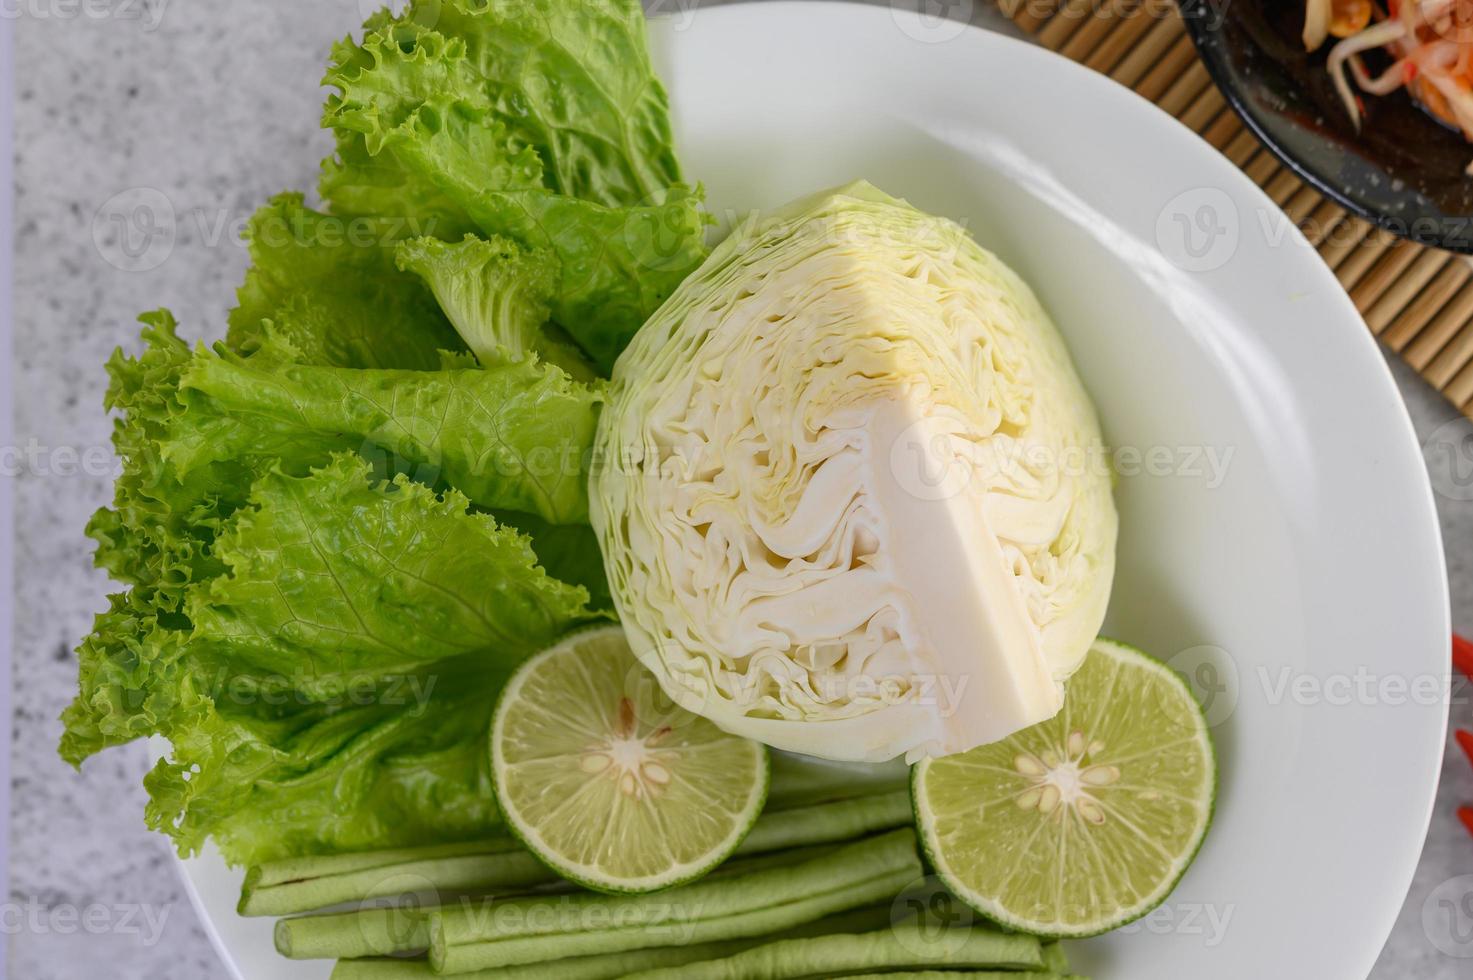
left=491, top=625, right=770, bottom=895
left=912, top=637, right=1217, bottom=938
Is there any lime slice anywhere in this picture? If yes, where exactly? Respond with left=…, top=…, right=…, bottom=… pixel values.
left=912, top=637, right=1216, bottom=937
left=491, top=626, right=769, bottom=893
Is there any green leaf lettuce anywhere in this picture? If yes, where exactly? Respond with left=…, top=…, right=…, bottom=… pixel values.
left=69, top=454, right=600, bottom=863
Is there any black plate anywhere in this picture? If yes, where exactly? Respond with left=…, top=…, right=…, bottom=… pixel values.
left=1178, top=0, right=1473, bottom=252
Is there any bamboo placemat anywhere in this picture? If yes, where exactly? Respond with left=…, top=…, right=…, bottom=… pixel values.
left=1002, top=0, right=1473, bottom=417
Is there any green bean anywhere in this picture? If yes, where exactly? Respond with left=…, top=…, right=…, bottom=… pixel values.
left=618, top=922, right=1044, bottom=979
left=248, top=792, right=911, bottom=919
left=844, top=973, right=1080, bottom=979
left=271, top=837, right=885, bottom=962
left=330, top=936, right=760, bottom=980
left=242, top=839, right=545, bottom=918
left=736, top=792, right=911, bottom=854
left=329, top=902, right=905, bottom=980
left=767, top=753, right=910, bottom=810
left=428, top=829, right=921, bottom=973
left=249, top=840, right=514, bottom=891
left=433, top=865, right=915, bottom=973
left=276, top=906, right=430, bottom=960
left=330, top=958, right=431, bottom=979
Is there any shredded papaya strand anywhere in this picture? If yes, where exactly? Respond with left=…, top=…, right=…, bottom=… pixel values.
left=1307, top=0, right=1473, bottom=149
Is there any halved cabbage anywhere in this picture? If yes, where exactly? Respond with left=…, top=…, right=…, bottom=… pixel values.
left=591, top=182, right=1116, bottom=762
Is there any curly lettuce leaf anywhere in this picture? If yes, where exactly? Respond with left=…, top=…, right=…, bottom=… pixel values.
left=86, top=312, right=252, bottom=609
left=69, top=455, right=598, bottom=863
left=228, top=194, right=465, bottom=370
left=187, top=456, right=593, bottom=695
left=319, top=129, right=478, bottom=241
left=341, top=0, right=681, bottom=208
left=145, top=654, right=507, bottom=863
left=64, top=311, right=600, bottom=771
left=97, top=317, right=601, bottom=524
left=66, top=0, right=699, bottom=867
left=492, top=509, right=613, bottom=612
left=60, top=594, right=196, bottom=765
left=323, top=24, right=707, bottom=370
left=410, top=0, right=684, bottom=207
left=395, top=234, right=595, bottom=378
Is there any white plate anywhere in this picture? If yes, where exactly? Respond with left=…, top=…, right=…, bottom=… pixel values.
left=174, top=4, right=1450, bottom=978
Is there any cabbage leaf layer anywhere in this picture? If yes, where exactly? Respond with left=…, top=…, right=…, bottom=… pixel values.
left=592, top=182, right=1117, bottom=762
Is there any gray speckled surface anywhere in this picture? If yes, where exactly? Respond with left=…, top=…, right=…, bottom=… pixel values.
left=7, top=1, right=1472, bottom=977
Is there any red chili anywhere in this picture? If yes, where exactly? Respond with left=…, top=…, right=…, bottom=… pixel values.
left=1454, top=637, right=1473, bottom=842
left=1455, top=633, right=1473, bottom=682
left=1376, top=640, right=1472, bottom=839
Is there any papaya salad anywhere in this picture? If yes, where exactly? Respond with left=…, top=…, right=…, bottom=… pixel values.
left=1304, top=0, right=1473, bottom=147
